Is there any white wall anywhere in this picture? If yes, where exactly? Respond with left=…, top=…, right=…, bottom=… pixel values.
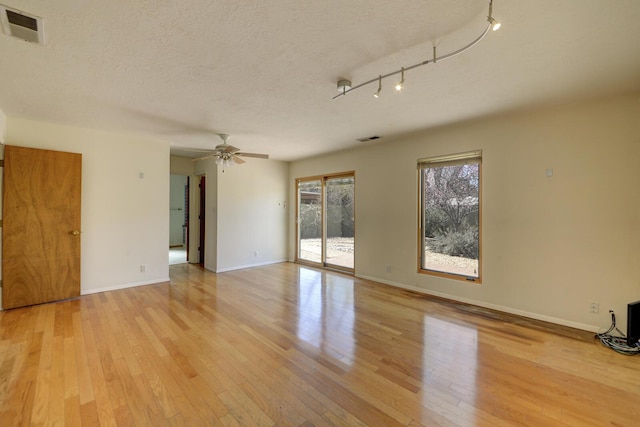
left=0, top=109, right=6, bottom=143
left=289, top=93, right=640, bottom=332
left=170, top=155, right=194, bottom=175
left=6, top=118, right=170, bottom=295
left=216, top=159, right=289, bottom=272
left=194, top=158, right=289, bottom=272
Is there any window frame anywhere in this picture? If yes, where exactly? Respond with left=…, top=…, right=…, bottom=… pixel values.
left=417, top=151, right=482, bottom=283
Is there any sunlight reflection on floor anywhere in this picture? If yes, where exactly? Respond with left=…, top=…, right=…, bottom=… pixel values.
left=421, top=316, right=478, bottom=423
left=296, top=268, right=355, bottom=365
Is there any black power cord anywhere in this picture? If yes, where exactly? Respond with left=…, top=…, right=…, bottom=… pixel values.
left=595, top=310, right=640, bottom=355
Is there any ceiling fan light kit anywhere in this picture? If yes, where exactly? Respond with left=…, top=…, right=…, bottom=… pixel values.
left=334, top=0, right=501, bottom=99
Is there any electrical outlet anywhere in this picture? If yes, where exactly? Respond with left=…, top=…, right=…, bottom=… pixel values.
left=385, top=265, right=391, bottom=273
left=589, top=302, right=599, bottom=314
left=140, top=264, right=146, bottom=273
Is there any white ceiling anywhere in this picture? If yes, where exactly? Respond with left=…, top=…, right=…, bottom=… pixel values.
left=1, top=0, right=639, bottom=161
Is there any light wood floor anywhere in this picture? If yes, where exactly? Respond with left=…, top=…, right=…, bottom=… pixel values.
left=1, top=263, right=639, bottom=426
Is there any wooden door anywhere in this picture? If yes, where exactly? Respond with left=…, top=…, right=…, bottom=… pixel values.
left=2, top=145, right=82, bottom=309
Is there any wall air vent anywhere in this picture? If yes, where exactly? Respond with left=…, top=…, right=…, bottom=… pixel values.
left=357, top=135, right=381, bottom=142
left=0, top=5, right=44, bottom=44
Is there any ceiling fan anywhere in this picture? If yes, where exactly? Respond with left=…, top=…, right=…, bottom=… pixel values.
left=192, top=134, right=269, bottom=167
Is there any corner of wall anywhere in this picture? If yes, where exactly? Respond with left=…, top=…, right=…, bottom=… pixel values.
left=0, top=110, right=4, bottom=309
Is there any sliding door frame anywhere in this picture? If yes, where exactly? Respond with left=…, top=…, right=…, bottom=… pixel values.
left=295, top=171, right=355, bottom=273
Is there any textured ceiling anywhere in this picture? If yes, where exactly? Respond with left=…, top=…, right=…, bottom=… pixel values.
left=1, top=0, right=639, bottom=161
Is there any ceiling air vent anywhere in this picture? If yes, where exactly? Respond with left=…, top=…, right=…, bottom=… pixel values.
left=357, top=135, right=381, bottom=142
left=0, top=5, right=44, bottom=44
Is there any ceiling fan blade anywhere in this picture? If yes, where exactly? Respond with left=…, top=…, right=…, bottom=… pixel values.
left=192, top=154, right=216, bottom=161
left=237, top=152, right=269, bottom=159
left=232, top=155, right=246, bottom=165
left=182, top=148, right=214, bottom=153
left=215, top=144, right=241, bottom=153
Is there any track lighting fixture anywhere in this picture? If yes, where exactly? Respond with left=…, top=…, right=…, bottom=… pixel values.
left=373, top=75, right=382, bottom=98
left=333, top=0, right=501, bottom=99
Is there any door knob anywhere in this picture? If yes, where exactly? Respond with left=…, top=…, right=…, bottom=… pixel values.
left=70, top=230, right=81, bottom=235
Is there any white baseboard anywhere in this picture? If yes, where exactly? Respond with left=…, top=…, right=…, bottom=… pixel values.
left=356, top=273, right=599, bottom=333
left=215, top=259, right=288, bottom=273
left=0, top=278, right=170, bottom=309
left=81, top=277, right=170, bottom=295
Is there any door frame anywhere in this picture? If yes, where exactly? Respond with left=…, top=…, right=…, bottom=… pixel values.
left=185, top=176, right=190, bottom=260
left=198, top=175, right=206, bottom=265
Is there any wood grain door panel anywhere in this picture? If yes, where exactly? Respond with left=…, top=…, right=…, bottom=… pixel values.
left=2, top=145, right=82, bottom=309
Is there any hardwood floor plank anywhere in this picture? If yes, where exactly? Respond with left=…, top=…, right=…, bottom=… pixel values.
left=237, top=378, right=307, bottom=427
left=79, top=400, right=101, bottom=427
left=47, top=335, right=65, bottom=425
left=217, top=389, right=265, bottom=427
left=64, top=395, right=82, bottom=427
left=190, top=375, right=230, bottom=419
left=0, top=379, right=35, bottom=426
left=219, top=412, right=243, bottom=427
left=135, top=315, right=170, bottom=357
left=238, top=356, right=333, bottom=427
left=172, top=393, right=215, bottom=426
left=111, top=356, right=154, bottom=426
left=30, top=304, right=55, bottom=425
left=63, top=336, right=79, bottom=400
left=80, top=300, right=118, bottom=427
left=1, top=262, right=639, bottom=426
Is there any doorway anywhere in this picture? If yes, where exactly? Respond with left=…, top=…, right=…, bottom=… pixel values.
left=169, top=174, right=188, bottom=265
left=296, top=172, right=355, bottom=271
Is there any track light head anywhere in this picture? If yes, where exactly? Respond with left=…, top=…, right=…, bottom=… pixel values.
left=395, top=68, right=405, bottom=92
left=373, top=75, right=382, bottom=98
left=488, top=17, right=501, bottom=31
left=487, top=0, right=501, bottom=31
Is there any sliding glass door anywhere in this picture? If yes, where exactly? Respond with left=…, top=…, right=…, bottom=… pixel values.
left=296, top=173, right=354, bottom=271
left=297, top=179, right=322, bottom=263
left=325, top=176, right=354, bottom=268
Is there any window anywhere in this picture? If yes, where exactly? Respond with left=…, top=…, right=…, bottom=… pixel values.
left=419, top=151, right=481, bottom=282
